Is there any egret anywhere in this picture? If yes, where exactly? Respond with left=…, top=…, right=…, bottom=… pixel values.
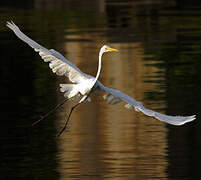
left=7, top=21, right=196, bottom=136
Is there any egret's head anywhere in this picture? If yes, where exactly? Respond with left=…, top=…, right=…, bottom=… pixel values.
left=101, top=45, right=118, bottom=54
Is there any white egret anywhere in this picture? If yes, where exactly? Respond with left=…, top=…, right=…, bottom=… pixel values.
left=7, top=21, right=196, bottom=136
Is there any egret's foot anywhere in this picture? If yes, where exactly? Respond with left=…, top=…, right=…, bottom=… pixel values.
left=56, top=126, right=70, bottom=137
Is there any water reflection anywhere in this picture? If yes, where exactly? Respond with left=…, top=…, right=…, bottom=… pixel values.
left=56, top=31, right=168, bottom=180
left=0, top=1, right=200, bottom=180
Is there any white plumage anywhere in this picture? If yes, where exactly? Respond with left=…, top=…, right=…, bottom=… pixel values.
left=7, top=21, right=196, bottom=126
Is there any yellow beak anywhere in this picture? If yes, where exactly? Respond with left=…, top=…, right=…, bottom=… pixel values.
left=107, top=47, right=118, bottom=52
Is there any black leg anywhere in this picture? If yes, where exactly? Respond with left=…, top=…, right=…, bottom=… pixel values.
left=32, top=98, right=69, bottom=126
left=56, top=103, right=81, bottom=137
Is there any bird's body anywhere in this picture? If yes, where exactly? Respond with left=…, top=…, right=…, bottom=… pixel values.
left=7, top=21, right=196, bottom=135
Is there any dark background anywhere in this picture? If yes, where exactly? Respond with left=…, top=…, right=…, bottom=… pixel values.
left=0, top=0, right=200, bottom=180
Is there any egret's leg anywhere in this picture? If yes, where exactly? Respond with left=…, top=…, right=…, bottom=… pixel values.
left=56, top=102, right=81, bottom=137
left=32, top=98, right=69, bottom=126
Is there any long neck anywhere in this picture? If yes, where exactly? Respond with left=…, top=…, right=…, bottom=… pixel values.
left=93, top=50, right=103, bottom=85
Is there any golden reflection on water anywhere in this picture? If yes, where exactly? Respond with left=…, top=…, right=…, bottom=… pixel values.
left=56, top=31, right=168, bottom=180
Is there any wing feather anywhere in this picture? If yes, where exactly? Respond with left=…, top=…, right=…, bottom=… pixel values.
left=100, top=84, right=196, bottom=125
left=6, top=21, right=89, bottom=83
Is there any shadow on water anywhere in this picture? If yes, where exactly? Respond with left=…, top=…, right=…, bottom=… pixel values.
left=0, top=0, right=201, bottom=180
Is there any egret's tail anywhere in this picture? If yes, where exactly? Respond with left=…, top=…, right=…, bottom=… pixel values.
left=60, top=84, right=79, bottom=99
left=60, top=84, right=91, bottom=102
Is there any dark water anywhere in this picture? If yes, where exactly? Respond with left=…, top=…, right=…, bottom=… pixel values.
left=0, top=1, right=201, bottom=180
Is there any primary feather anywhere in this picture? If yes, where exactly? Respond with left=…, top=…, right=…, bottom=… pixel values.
left=6, top=21, right=91, bottom=83
left=100, top=84, right=196, bottom=125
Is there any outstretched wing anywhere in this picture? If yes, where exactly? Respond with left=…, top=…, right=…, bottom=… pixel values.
left=6, top=21, right=90, bottom=83
left=100, top=84, right=196, bottom=125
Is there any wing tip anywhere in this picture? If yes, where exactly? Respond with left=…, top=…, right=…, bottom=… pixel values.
left=6, top=20, right=19, bottom=31
left=185, top=114, right=196, bottom=122
left=165, top=114, right=196, bottom=126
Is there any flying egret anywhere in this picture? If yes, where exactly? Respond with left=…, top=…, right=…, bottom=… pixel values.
left=7, top=21, right=196, bottom=136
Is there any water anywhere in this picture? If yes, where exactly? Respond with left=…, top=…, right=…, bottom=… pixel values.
left=0, top=1, right=200, bottom=180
